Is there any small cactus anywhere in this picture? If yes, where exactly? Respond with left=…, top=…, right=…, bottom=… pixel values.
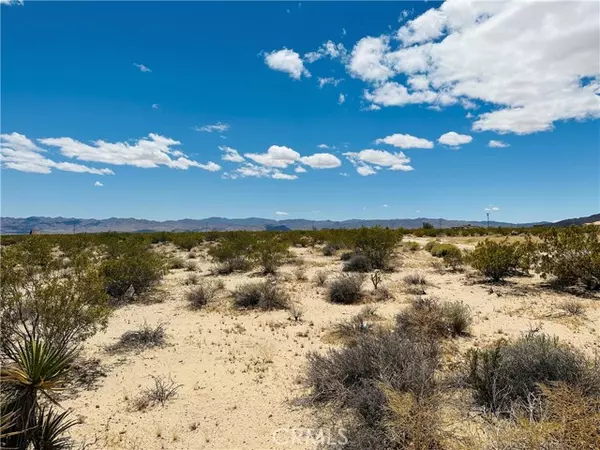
left=370, top=270, right=382, bottom=290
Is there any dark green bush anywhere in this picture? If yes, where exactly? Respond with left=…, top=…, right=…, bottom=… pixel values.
left=538, top=227, right=600, bottom=290
left=233, top=281, right=289, bottom=310
left=354, top=227, right=400, bottom=270
left=343, top=254, right=372, bottom=273
left=468, top=239, right=529, bottom=281
left=250, top=239, right=289, bottom=274
left=467, top=332, right=600, bottom=413
left=340, top=251, right=354, bottom=262
left=429, top=243, right=460, bottom=258
left=328, top=274, right=365, bottom=304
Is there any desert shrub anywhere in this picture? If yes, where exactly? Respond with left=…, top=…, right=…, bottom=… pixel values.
left=340, top=251, right=354, bottom=262
left=343, top=254, right=372, bottom=272
left=0, top=328, right=79, bottom=449
left=404, top=273, right=428, bottom=286
left=100, top=243, right=166, bottom=300
left=322, top=243, right=338, bottom=256
left=429, top=243, right=461, bottom=258
left=353, top=227, right=401, bottom=270
left=396, top=297, right=471, bottom=339
left=314, top=270, right=328, bottom=286
left=170, top=233, right=201, bottom=251
left=288, top=304, right=304, bottom=322
left=250, top=239, right=289, bottom=275
left=233, top=281, right=289, bottom=310
left=329, top=306, right=380, bottom=346
left=404, top=241, right=421, bottom=252
left=184, top=260, right=197, bottom=271
left=294, top=266, right=307, bottom=281
left=212, top=256, right=252, bottom=275
left=468, top=240, right=529, bottom=281
left=306, top=329, right=440, bottom=448
left=133, top=375, right=181, bottom=411
left=538, top=226, right=600, bottom=290
left=109, top=322, right=165, bottom=352
left=187, top=251, right=197, bottom=259
left=466, top=332, right=600, bottom=414
left=559, top=299, right=585, bottom=317
left=1, top=239, right=110, bottom=344
left=443, top=248, right=464, bottom=270
left=169, top=257, right=186, bottom=269
left=187, top=281, right=220, bottom=309
left=328, top=274, right=365, bottom=304
left=208, top=233, right=254, bottom=272
left=424, top=240, right=440, bottom=252
left=185, top=273, right=200, bottom=285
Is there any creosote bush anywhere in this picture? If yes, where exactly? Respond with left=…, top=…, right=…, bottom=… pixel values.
left=342, top=254, right=372, bottom=273
left=327, top=274, right=365, bottom=304
left=186, top=281, right=221, bottom=309
left=353, top=226, right=400, bottom=270
left=467, top=332, right=600, bottom=414
left=250, top=239, right=289, bottom=275
left=538, top=226, right=600, bottom=290
left=468, top=239, right=530, bottom=282
left=233, top=281, right=289, bottom=310
left=404, top=241, right=421, bottom=252
left=396, top=297, right=472, bottom=339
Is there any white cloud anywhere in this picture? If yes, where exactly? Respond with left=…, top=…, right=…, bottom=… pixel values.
left=317, top=77, right=343, bottom=88
left=338, top=93, right=346, bottom=104
left=275, top=211, right=289, bottom=216
left=488, top=140, right=509, bottom=148
left=347, top=36, right=394, bottom=82
left=245, top=145, right=300, bottom=168
left=345, top=149, right=413, bottom=174
left=0, top=0, right=24, bottom=5
left=485, top=206, right=500, bottom=212
left=382, top=204, right=389, bottom=208
left=94, top=181, right=103, bottom=187
left=36, top=133, right=220, bottom=171
left=133, top=63, right=151, bottom=73
left=407, top=75, right=430, bottom=91
left=438, top=131, right=472, bottom=147
left=271, top=171, right=298, bottom=180
left=264, top=49, right=310, bottom=79
left=232, top=163, right=297, bottom=180
left=294, top=165, right=307, bottom=173
left=340, top=172, right=349, bottom=177
left=342, top=28, right=347, bottom=36
left=195, top=122, right=229, bottom=133
left=317, top=144, right=330, bottom=149
left=305, top=40, right=347, bottom=63
left=299, top=153, right=342, bottom=169
left=374, top=133, right=434, bottom=149
left=1, top=132, right=114, bottom=175
left=152, top=104, right=159, bottom=109
left=219, top=145, right=245, bottom=163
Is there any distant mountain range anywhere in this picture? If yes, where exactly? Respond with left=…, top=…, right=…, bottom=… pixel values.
left=0, top=214, right=596, bottom=235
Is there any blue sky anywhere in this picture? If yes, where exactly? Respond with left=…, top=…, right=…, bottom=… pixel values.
left=1, top=0, right=598, bottom=223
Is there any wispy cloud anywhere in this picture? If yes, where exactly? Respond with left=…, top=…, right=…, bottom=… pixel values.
left=338, top=93, right=346, bottom=104
left=94, top=181, right=104, bottom=187
left=152, top=104, right=159, bottom=109
left=275, top=211, right=289, bottom=216
left=219, top=145, right=244, bottom=163
left=194, top=122, right=230, bottom=133
left=133, top=62, right=151, bottom=73
left=488, top=140, right=509, bottom=148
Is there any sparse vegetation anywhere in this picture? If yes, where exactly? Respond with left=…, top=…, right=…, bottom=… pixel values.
left=314, top=270, right=328, bottom=286
left=404, top=273, right=428, bottom=286
left=186, top=281, right=221, bottom=309
left=250, top=239, right=289, bottom=275
left=133, top=376, right=181, bottom=411
left=396, top=297, right=472, bottom=338
left=327, top=274, right=365, bottom=304
left=233, top=281, right=289, bottom=310
left=343, top=254, right=372, bottom=272
left=328, top=306, right=380, bottom=346
left=109, top=322, right=166, bottom=352
left=559, top=299, right=585, bottom=317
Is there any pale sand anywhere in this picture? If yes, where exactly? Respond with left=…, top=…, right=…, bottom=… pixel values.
left=62, top=238, right=600, bottom=449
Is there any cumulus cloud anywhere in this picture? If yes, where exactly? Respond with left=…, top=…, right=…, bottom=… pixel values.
left=219, top=145, right=245, bottom=163
left=305, top=40, right=347, bottom=63
left=488, top=140, right=509, bottom=148
left=231, top=163, right=297, bottom=180
left=264, top=49, right=310, bottom=79
left=94, top=181, right=103, bottom=187
left=338, top=93, right=346, bottom=104
left=133, top=62, right=151, bottom=73
left=299, top=153, right=342, bottom=169
left=344, top=149, right=413, bottom=175
left=195, top=122, right=230, bottom=133
left=347, top=36, right=394, bottom=82
left=374, top=133, right=434, bottom=149
left=245, top=145, right=300, bottom=168
left=317, top=77, right=343, bottom=88
left=437, top=131, right=472, bottom=147
left=15, top=133, right=221, bottom=172
left=271, top=172, right=298, bottom=180
left=0, top=133, right=114, bottom=175
left=295, top=165, right=307, bottom=173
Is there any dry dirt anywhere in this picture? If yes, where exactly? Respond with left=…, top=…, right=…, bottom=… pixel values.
left=62, top=237, right=600, bottom=449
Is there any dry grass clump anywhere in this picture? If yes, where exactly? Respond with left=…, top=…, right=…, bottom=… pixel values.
left=467, top=332, right=600, bottom=415
left=396, top=297, right=472, bottom=339
left=327, top=306, right=381, bottom=346
left=184, top=272, right=200, bottom=285
left=186, top=281, right=222, bottom=309
left=404, top=273, right=428, bottom=286
left=558, top=299, right=585, bottom=317
left=327, top=274, right=365, bottom=304
left=183, top=260, right=197, bottom=272
left=233, top=280, right=290, bottom=310
left=169, top=257, right=186, bottom=269
left=293, top=266, right=308, bottom=281
left=314, top=270, right=328, bottom=287
left=133, top=376, right=182, bottom=411
left=108, top=322, right=166, bottom=353
left=212, top=257, right=252, bottom=275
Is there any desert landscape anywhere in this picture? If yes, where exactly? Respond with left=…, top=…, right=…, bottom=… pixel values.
left=1, top=226, right=598, bottom=449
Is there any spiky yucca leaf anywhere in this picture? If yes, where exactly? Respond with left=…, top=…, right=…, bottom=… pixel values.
left=30, top=406, right=78, bottom=450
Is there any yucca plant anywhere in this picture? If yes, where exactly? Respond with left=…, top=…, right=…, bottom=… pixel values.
left=1, top=327, right=78, bottom=449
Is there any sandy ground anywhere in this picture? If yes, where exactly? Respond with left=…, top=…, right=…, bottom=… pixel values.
left=62, top=237, right=600, bottom=449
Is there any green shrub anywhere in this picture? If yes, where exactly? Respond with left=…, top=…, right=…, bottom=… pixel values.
left=538, top=227, right=600, bottom=290
left=467, top=332, right=600, bottom=413
left=468, top=239, right=529, bottom=281
left=354, top=227, right=400, bottom=270
left=169, top=257, right=186, bottom=269
left=212, top=257, right=252, bottom=275
left=404, top=241, right=420, bottom=252
left=233, top=281, right=289, bottom=310
left=327, top=274, right=365, bottom=304
left=429, top=243, right=460, bottom=258
left=424, top=240, right=439, bottom=252
left=101, top=250, right=166, bottom=300
left=250, top=239, right=289, bottom=274
left=343, top=254, right=372, bottom=273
